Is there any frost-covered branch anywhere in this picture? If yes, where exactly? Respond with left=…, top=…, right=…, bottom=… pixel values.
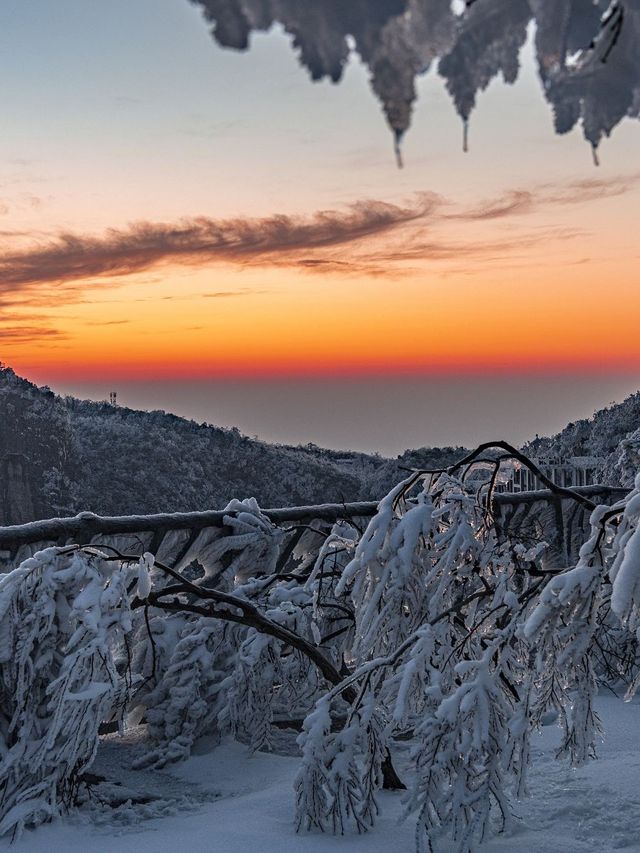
left=2, top=449, right=639, bottom=850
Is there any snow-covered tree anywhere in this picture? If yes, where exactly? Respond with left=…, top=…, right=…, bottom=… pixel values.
left=1, top=442, right=639, bottom=851
left=294, top=444, right=640, bottom=850
left=0, top=546, right=143, bottom=837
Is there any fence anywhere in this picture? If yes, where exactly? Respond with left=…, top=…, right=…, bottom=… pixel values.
left=0, top=484, right=628, bottom=575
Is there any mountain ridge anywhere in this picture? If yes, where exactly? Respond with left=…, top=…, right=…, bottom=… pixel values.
left=1, top=363, right=637, bottom=524
left=0, top=364, right=463, bottom=523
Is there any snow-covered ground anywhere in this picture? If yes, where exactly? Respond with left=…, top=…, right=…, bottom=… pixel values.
left=6, top=695, right=640, bottom=853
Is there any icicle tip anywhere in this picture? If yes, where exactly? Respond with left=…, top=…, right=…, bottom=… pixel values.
left=393, top=129, right=404, bottom=169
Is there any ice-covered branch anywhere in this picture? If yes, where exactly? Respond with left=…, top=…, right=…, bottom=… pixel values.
left=189, top=0, right=640, bottom=157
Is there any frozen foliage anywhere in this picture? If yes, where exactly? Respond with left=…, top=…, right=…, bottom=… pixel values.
left=610, top=479, right=640, bottom=626
left=608, top=427, right=640, bottom=488
left=131, top=499, right=285, bottom=766
left=136, top=618, right=239, bottom=767
left=295, top=690, right=386, bottom=834
left=296, top=466, right=530, bottom=850
left=295, top=456, right=640, bottom=851
left=190, top=0, right=640, bottom=154
left=2, top=445, right=640, bottom=850
left=0, top=547, right=141, bottom=837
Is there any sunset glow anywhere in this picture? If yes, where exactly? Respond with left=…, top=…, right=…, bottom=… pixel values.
left=7, top=208, right=640, bottom=382
left=1, top=0, right=639, bottom=445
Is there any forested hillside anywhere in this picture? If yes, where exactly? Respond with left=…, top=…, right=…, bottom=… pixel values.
left=3, top=364, right=639, bottom=524
left=524, top=392, right=640, bottom=485
left=0, top=366, right=372, bottom=521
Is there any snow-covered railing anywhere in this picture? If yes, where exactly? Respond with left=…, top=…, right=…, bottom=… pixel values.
left=493, top=485, right=628, bottom=567
left=493, top=484, right=627, bottom=506
left=0, top=502, right=379, bottom=573
left=0, top=487, right=626, bottom=572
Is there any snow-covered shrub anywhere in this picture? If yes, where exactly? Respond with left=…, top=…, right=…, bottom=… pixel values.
left=131, top=498, right=301, bottom=765
left=527, top=474, right=640, bottom=708
left=221, top=521, right=360, bottom=751
left=295, top=689, right=386, bottom=835
left=135, top=617, right=241, bottom=768
left=0, top=546, right=140, bottom=837
left=187, top=497, right=285, bottom=588
left=296, top=467, right=532, bottom=849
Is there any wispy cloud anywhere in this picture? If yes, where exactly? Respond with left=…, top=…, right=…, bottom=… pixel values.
left=0, top=174, right=636, bottom=302
left=85, top=319, right=130, bottom=326
left=0, top=325, right=67, bottom=343
left=538, top=175, right=638, bottom=205
left=449, top=175, right=638, bottom=222
left=449, top=190, right=534, bottom=221
left=0, top=193, right=441, bottom=292
left=203, top=289, right=271, bottom=298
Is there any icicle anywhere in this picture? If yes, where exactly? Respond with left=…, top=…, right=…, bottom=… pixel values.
left=394, top=129, right=404, bottom=169
left=591, top=143, right=600, bottom=166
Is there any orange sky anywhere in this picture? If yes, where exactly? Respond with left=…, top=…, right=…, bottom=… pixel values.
left=6, top=177, right=640, bottom=383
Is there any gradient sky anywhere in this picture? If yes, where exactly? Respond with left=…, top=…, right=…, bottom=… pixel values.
left=1, top=1, right=639, bottom=453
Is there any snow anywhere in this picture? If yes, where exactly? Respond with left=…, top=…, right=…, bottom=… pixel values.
left=5, top=695, right=640, bottom=853
left=0, top=503, right=379, bottom=555
left=611, top=523, right=640, bottom=623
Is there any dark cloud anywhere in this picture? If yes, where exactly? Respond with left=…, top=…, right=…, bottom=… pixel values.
left=0, top=325, right=67, bottom=343
left=295, top=258, right=353, bottom=268
left=0, top=193, right=441, bottom=291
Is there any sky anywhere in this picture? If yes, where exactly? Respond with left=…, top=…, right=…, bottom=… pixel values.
left=1, top=0, right=639, bottom=454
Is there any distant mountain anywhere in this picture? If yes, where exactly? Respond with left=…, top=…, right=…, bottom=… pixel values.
left=0, top=365, right=376, bottom=524
left=3, top=364, right=637, bottom=525
left=0, top=367, right=76, bottom=524
left=1, top=365, right=470, bottom=525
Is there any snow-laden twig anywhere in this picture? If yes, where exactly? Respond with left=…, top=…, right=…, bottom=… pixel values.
left=0, top=546, right=142, bottom=836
